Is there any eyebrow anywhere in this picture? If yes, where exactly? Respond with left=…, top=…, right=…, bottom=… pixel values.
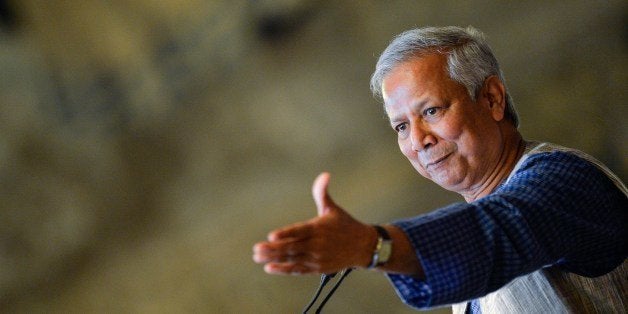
left=386, top=99, right=429, bottom=124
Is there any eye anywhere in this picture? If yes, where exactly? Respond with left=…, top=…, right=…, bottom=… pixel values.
left=423, top=107, right=439, bottom=116
left=394, top=122, right=408, bottom=133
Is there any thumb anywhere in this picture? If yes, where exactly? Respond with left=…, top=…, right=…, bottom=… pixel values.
left=312, top=172, right=335, bottom=216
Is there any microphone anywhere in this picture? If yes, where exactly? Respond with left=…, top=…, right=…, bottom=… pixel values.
left=302, top=273, right=336, bottom=313
left=315, top=268, right=353, bottom=313
left=302, top=268, right=353, bottom=313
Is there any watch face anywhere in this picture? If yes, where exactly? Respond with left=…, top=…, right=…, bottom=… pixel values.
left=379, top=241, right=392, bottom=264
left=371, top=225, right=392, bottom=267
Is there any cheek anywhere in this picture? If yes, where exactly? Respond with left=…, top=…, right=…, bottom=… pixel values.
left=437, top=118, right=464, bottom=140
left=398, top=139, right=414, bottom=158
left=399, top=140, right=430, bottom=177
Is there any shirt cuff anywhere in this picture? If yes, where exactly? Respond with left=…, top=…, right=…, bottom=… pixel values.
left=386, top=273, right=433, bottom=309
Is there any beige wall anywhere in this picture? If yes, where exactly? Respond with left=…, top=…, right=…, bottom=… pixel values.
left=0, top=1, right=625, bottom=313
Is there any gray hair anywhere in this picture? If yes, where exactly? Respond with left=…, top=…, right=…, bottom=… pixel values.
left=370, top=26, right=519, bottom=127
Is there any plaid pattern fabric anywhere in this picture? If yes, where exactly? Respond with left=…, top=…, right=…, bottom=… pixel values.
left=465, top=299, right=481, bottom=314
left=387, top=147, right=627, bottom=310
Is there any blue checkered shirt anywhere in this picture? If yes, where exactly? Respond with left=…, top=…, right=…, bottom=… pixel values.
left=387, top=150, right=627, bottom=310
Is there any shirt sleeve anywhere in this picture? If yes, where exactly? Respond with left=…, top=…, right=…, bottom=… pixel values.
left=386, top=151, right=628, bottom=309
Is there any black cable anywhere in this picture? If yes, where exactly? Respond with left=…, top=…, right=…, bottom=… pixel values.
left=314, top=268, right=353, bottom=314
left=302, top=273, right=335, bottom=314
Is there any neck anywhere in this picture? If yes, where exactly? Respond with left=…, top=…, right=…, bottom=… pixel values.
left=462, top=129, right=525, bottom=202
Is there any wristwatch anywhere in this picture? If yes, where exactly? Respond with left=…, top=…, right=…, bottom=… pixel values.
left=368, top=225, right=392, bottom=268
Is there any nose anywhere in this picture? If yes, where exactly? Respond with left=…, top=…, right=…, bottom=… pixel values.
left=410, top=122, right=435, bottom=152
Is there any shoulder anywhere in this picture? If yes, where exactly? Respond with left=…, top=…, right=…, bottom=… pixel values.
left=514, top=142, right=619, bottom=182
left=501, top=147, right=626, bottom=203
left=520, top=149, right=591, bottom=171
left=514, top=149, right=596, bottom=181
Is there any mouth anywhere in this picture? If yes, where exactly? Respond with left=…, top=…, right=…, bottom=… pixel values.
left=424, top=152, right=452, bottom=169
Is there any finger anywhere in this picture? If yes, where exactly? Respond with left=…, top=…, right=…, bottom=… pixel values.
left=253, top=240, right=309, bottom=262
left=252, top=242, right=273, bottom=262
left=264, top=261, right=318, bottom=275
left=254, top=249, right=311, bottom=264
left=267, top=222, right=312, bottom=241
left=312, top=172, right=333, bottom=216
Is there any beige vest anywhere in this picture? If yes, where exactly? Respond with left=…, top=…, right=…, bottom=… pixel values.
left=452, top=142, right=627, bottom=314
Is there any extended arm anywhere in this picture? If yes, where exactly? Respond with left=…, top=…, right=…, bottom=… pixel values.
left=388, top=152, right=627, bottom=308
left=252, top=172, right=424, bottom=277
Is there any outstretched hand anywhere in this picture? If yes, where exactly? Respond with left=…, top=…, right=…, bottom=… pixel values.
left=253, top=172, right=376, bottom=275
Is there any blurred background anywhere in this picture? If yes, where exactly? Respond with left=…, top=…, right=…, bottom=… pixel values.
left=0, top=1, right=626, bottom=313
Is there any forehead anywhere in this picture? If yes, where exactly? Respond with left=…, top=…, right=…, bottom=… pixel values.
left=395, top=53, right=448, bottom=79
left=382, top=54, right=452, bottom=109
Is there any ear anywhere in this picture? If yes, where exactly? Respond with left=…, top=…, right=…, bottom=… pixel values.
left=480, top=75, right=506, bottom=122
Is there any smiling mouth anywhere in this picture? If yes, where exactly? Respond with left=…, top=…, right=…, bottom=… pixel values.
left=424, top=153, right=452, bottom=169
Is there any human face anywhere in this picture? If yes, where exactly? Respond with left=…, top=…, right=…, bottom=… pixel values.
left=382, top=54, right=504, bottom=195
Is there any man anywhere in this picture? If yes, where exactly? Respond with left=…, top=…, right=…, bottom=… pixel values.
left=253, top=26, right=627, bottom=313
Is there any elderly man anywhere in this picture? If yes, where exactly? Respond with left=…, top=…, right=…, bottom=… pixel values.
left=253, top=26, right=627, bottom=313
